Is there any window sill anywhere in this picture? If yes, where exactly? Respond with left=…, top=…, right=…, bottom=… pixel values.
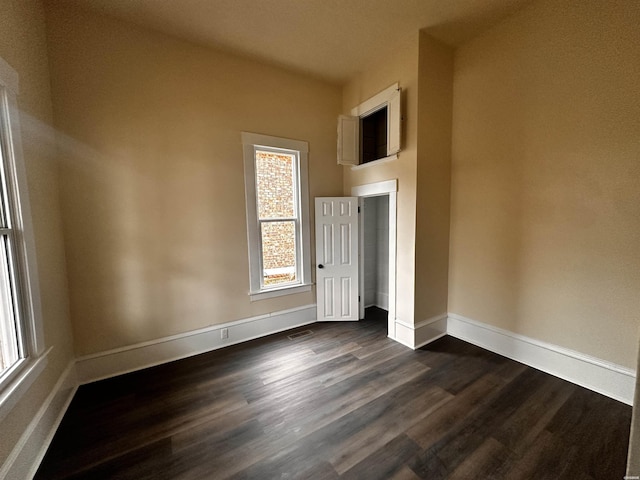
left=249, top=283, right=313, bottom=301
left=0, top=346, right=52, bottom=423
left=350, top=153, right=398, bottom=170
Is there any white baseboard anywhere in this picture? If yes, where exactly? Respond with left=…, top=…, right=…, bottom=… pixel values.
left=0, top=361, right=77, bottom=480
left=76, top=304, right=317, bottom=384
left=415, top=315, right=448, bottom=349
left=376, top=292, right=389, bottom=310
left=364, top=288, right=376, bottom=308
left=365, top=292, right=389, bottom=311
left=393, top=319, right=414, bottom=349
left=447, top=313, right=636, bottom=405
left=394, top=314, right=447, bottom=349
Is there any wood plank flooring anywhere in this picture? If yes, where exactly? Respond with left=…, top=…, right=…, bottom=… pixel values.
left=35, top=308, right=632, bottom=479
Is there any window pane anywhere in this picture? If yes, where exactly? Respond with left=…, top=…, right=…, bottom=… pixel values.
left=361, top=106, right=388, bottom=163
left=255, top=151, right=295, bottom=220
left=0, top=235, right=19, bottom=376
left=0, top=139, right=8, bottom=228
left=261, top=221, right=296, bottom=287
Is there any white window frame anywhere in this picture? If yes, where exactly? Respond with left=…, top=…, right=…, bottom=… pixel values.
left=338, top=83, right=401, bottom=168
left=242, top=132, right=312, bottom=301
left=0, top=56, right=48, bottom=422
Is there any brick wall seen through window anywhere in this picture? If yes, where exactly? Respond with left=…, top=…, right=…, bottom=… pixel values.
left=255, top=151, right=297, bottom=286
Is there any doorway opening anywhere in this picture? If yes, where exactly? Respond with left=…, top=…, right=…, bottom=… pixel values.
left=352, top=179, right=397, bottom=340
left=362, top=195, right=390, bottom=327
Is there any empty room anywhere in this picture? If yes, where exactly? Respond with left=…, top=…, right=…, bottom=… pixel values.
left=1, top=0, right=639, bottom=478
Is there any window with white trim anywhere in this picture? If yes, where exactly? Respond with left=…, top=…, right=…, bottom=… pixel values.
left=0, top=56, right=47, bottom=416
left=242, top=133, right=312, bottom=300
left=337, top=83, right=402, bottom=167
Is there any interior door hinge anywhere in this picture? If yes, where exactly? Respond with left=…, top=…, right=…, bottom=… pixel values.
left=358, top=295, right=361, bottom=302
left=358, top=206, right=361, bottom=213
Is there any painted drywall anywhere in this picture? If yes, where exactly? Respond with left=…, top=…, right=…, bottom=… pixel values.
left=35, top=0, right=535, bottom=84
left=44, top=2, right=343, bottom=356
left=363, top=195, right=389, bottom=309
left=414, top=33, right=453, bottom=322
left=363, top=196, right=378, bottom=307
left=449, top=0, right=640, bottom=369
left=0, top=0, right=74, bottom=469
left=375, top=195, right=390, bottom=310
left=342, top=34, right=419, bottom=327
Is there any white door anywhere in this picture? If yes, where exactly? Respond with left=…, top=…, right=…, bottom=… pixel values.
left=315, top=197, right=359, bottom=321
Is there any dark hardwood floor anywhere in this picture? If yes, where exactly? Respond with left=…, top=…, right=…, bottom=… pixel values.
left=36, top=308, right=632, bottom=479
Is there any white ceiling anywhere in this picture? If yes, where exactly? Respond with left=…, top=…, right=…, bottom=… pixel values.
left=66, top=0, right=532, bottom=84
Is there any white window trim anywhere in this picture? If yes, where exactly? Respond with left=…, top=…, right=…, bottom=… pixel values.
left=0, top=56, right=47, bottom=421
left=350, top=83, right=399, bottom=117
left=242, top=132, right=312, bottom=301
left=338, top=83, right=401, bottom=167
left=349, top=153, right=398, bottom=170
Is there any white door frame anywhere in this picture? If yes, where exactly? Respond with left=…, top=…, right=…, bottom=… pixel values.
left=351, top=179, right=397, bottom=340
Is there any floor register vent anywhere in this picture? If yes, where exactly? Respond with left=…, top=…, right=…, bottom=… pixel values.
left=287, top=330, right=313, bottom=340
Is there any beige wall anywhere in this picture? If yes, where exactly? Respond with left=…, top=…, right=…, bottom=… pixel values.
left=342, top=33, right=453, bottom=328
left=414, top=33, right=453, bottom=322
left=0, top=0, right=74, bottom=468
left=449, top=0, right=640, bottom=368
left=44, top=2, right=343, bottom=356
left=342, top=34, right=419, bottom=327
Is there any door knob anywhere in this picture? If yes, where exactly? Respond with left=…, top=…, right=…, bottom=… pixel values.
left=318, top=264, right=324, bottom=269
